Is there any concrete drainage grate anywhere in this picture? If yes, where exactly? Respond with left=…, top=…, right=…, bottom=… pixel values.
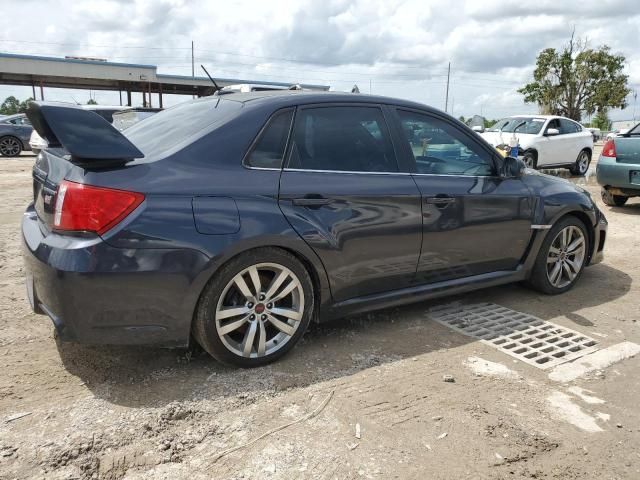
left=429, top=303, right=599, bottom=370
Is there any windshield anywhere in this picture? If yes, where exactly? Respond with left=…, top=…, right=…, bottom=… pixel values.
left=488, top=117, right=546, bottom=134
left=124, top=97, right=243, bottom=158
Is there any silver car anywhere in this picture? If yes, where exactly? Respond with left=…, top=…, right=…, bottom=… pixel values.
left=0, top=114, right=33, bottom=156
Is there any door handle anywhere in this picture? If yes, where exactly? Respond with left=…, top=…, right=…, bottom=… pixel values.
left=291, top=196, right=334, bottom=207
left=425, top=196, right=456, bottom=205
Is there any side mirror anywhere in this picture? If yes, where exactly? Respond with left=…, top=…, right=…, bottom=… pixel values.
left=500, top=156, right=526, bottom=178
left=471, top=125, right=485, bottom=133
left=545, top=127, right=560, bottom=136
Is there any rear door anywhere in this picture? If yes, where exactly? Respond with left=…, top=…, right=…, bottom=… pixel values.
left=8, top=116, right=32, bottom=146
left=392, top=108, right=534, bottom=284
left=278, top=104, right=423, bottom=302
left=537, top=118, right=563, bottom=166
left=559, top=118, right=586, bottom=162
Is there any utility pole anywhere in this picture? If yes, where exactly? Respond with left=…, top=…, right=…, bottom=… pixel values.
left=369, top=79, right=372, bottom=94
left=444, top=62, right=451, bottom=113
left=191, top=40, right=195, bottom=99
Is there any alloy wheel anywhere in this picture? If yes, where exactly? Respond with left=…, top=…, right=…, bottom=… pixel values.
left=546, top=226, right=586, bottom=288
left=577, top=151, right=589, bottom=174
left=0, top=137, right=21, bottom=156
left=215, top=262, right=305, bottom=358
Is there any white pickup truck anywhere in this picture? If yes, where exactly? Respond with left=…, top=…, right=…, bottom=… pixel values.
left=478, top=115, right=594, bottom=175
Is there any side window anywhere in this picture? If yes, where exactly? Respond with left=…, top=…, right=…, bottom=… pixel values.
left=560, top=119, right=578, bottom=134
left=546, top=119, right=561, bottom=133
left=397, top=110, right=494, bottom=176
left=287, top=106, right=398, bottom=172
left=245, top=109, right=293, bottom=169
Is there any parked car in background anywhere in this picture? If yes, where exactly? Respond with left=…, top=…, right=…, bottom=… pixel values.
left=30, top=104, right=131, bottom=153
left=597, top=122, right=640, bottom=206
left=0, top=113, right=33, bottom=156
left=480, top=115, right=593, bottom=175
left=605, top=128, right=629, bottom=141
left=23, top=93, right=607, bottom=367
left=112, top=107, right=162, bottom=131
left=586, top=127, right=601, bottom=142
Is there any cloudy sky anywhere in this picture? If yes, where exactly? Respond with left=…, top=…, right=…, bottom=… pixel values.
left=1, top=0, right=639, bottom=121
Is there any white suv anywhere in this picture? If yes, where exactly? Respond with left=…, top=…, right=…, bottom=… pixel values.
left=479, top=115, right=593, bottom=175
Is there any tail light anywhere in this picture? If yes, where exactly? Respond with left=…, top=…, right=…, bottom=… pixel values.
left=53, top=180, right=144, bottom=235
left=601, top=139, right=616, bottom=158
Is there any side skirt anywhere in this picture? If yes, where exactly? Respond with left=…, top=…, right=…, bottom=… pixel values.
left=322, top=268, right=528, bottom=321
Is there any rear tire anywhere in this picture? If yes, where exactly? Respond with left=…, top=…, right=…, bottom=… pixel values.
left=569, top=149, right=590, bottom=176
left=527, top=216, right=589, bottom=295
left=192, top=248, right=314, bottom=367
left=601, top=187, right=628, bottom=207
left=0, top=136, right=22, bottom=157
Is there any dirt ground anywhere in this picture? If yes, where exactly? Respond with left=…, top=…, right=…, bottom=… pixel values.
left=1, top=148, right=639, bottom=480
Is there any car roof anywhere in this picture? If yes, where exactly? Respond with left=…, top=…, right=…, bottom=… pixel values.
left=81, top=105, right=131, bottom=111
left=208, top=90, right=440, bottom=112
left=0, top=113, right=26, bottom=121
left=509, top=114, right=556, bottom=119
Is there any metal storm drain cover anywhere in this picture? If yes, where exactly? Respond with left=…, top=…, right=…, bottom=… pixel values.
left=429, top=303, right=599, bottom=369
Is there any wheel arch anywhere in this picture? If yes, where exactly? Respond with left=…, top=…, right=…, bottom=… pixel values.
left=189, top=240, right=331, bottom=335
left=550, top=210, right=595, bottom=263
left=580, top=146, right=592, bottom=157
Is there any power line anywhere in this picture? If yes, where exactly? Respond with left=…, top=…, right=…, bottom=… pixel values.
left=0, top=37, right=452, bottom=72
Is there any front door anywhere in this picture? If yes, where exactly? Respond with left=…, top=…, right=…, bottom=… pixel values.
left=393, top=108, right=535, bottom=284
left=278, top=105, right=423, bottom=302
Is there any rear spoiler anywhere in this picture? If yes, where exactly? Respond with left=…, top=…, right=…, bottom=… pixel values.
left=26, top=102, right=144, bottom=166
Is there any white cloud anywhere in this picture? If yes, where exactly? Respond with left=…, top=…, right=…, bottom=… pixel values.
left=1, top=0, right=639, bottom=120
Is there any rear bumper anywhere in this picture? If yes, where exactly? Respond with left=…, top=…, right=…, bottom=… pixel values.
left=596, top=155, right=640, bottom=195
left=22, top=206, right=209, bottom=347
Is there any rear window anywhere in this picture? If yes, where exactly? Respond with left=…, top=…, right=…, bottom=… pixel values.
left=124, top=97, right=242, bottom=158
left=244, top=109, right=293, bottom=169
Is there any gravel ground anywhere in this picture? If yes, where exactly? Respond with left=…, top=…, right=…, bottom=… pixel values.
left=1, top=149, right=639, bottom=480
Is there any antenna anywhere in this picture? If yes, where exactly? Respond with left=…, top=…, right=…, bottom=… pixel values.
left=200, top=65, right=220, bottom=91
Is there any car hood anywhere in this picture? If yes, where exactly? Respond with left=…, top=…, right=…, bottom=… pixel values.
left=481, top=131, right=537, bottom=147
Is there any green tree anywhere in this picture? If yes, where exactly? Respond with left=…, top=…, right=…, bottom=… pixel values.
left=1, top=96, right=21, bottom=115
left=0, top=96, right=34, bottom=115
left=591, top=109, right=610, bottom=131
left=458, top=115, right=466, bottom=124
left=87, top=98, right=98, bottom=105
left=518, top=33, right=630, bottom=121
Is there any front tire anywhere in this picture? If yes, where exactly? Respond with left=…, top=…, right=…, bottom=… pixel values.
left=527, top=216, right=589, bottom=294
left=569, top=149, right=591, bottom=176
left=523, top=151, right=537, bottom=169
left=0, top=136, right=22, bottom=157
left=193, top=248, right=314, bottom=367
left=601, top=188, right=628, bottom=207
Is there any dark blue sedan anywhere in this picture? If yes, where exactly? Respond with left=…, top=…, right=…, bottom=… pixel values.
left=0, top=113, right=33, bottom=156
left=22, top=92, right=607, bottom=367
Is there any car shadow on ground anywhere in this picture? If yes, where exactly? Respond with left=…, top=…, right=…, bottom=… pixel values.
left=57, top=262, right=631, bottom=409
left=606, top=202, right=640, bottom=215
